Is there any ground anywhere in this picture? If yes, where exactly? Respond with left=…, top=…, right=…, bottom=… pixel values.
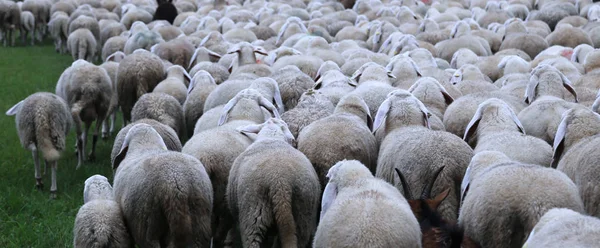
left=0, top=41, right=116, bottom=247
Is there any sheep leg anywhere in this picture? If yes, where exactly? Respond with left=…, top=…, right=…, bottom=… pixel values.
left=9, top=28, right=14, bottom=46
left=109, top=111, right=116, bottom=136
left=81, top=122, right=91, bottom=162
left=88, top=120, right=101, bottom=161
left=49, top=161, right=57, bottom=199
left=101, top=119, right=109, bottom=139
left=32, top=149, right=43, bottom=190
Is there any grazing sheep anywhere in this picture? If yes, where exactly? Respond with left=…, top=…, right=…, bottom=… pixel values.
left=112, top=123, right=213, bottom=247
left=270, top=65, right=315, bottom=111
left=20, top=11, right=34, bottom=46
left=459, top=152, right=584, bottom=248
left=111, top=119, right=181, bottom=164
left=522, top=208, right=600, bottom=247
left=131, top=92, right=185, bottom=141
left=67, top=28, right=97, bottom=62
left=408, top=77, right=455, bottom=131
left=443, top=91, right=526, bottom=138
left=48, top=12, right=69, bottom=53
left=297, top=94, right=377, bottom=188
left=101, top=35, right=126, bottom=62
left=374, top=89, right=473, bottom=221
left=313, top=69, right=357, bottom=105
left=116, top=49, right=165, bottom=125
left=450, top=65, right=499, bottom=96
left=227, top=42, right=272, bottom=78
left=525, top=64, right=579, bottom=103
left=152, top=65, right=190, bottom=105
left=182, top=71, right=218, bottom=136
left=552, top=108, right=600, bottom=217
left=281, top=89, right=335, bottom=141
left=314, top=160, right=421, bottom=248
left=68, top=15, right=100, bottom=42
left=123, top=26, right=164, bottom=54
left=120, top=6, right=153, bottom=30
left=98, top=51, right=124, bottom=138
left=6, top=92, right=70, bottom=199
left=227, top=118, right=320, bottom=248
left=463, top=98, right=553, bottom=166
left=73, top=175, right=131, bottom=248
left=99, top=21, right=125, bottom=48
left=151, top=37, right=195, bottom=69
left=56, top=60, right=112, bottom=169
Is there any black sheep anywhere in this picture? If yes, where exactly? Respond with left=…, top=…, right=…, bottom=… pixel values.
left=153, top=0, right=178, bottom=24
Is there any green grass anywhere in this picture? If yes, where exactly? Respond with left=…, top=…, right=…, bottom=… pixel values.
left=0, top=40, right=116, bottom=247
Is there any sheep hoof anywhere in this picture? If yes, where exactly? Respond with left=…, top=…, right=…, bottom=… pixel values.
left=35, top=180, right=43, bottom=191
left=49, top=191, right=57, bottom=200
left=87, top=153, right=96, bottom=162
left=102, top=132, right=109, bottom=140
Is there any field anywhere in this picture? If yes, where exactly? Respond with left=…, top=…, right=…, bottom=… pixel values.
left=0, top=41, right=115, bottom=247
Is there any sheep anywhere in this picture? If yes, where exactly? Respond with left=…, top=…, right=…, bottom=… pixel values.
left=123, top=23, right=164, bottom=54
left=528, top=2, right=578, bottom=30
left=152, top=65, right=190, bottom=105
left=48, top=12, right=69, bottom=53
left=181, top=106, right=257, bottom=247
left=101, top=34, right=127, bottom=62
left=151, top=22, right=182, bottom=41
left=227, top=42, right=272, bottom=78
left=551, top=108, right=600, bottom=217
left=281, top=89, right=335, bottom=142
left=498, top=55, right=531, bottom=75
left=68, top=15, right=100, bottom=42
left=73, top=175, right=131, bottom=248
left=50, top=1, right=75, bottom=16
left=408, top=77, right=455, bottom=131
left=443, top=91, right=526, bottom=138
left=546, top=25, right=593, bottom=48
left=67, top=28, right=97, bottom=62
left=151, top=37, right=195, bottom=68
left=131, top=92, right=185, bottom=141
left=450, top=64, right=499, bottom=96
left=270, top=65, right=315, bottom=111
left=20, top=11, right=34, bottom=46
left=120, top=6, right=153, bottom=30
left=349, top=62, right=397, bottom=118
left=116, top=49, right=165, bottom=125
left=112, top=123, right=213, bottom=247
left=56, top=60, right=112, bottom=169
left=21, top=0, right=49, bottom=44
left=153, top=0, right=178, bottom=24
left=386, top=55, right=422, bottom=89
left=227, top=118, right=320, bottom=248
left=373, top=89, right=473, bottom=221
left=99, top=21, right=125, bottom=48
left=522, top=208, right=600, bottom=247
left=188, top=46, right=221, bottom=68
left=500, top=28, right=549, bottom=59
left=0, top=0, right=21, bottom=47
left=297, top=94, right=377, bottom=188
left=525, top=64, right=579, bottom=103
left=314, top=160, right=421, bottom=248
left=99, top=51, right=125, bottom=138
left=434, top=21, right=492, bottom=62
left=313, top=68, right=356, bottom=105
left=111, top=119, right=182, bottom=165
left=463, top=98, right=553, bottom=166
left=182, top=70, right=217, bottom=135
left=6, top=92, right=70, bottom=199
left=459, top=152, right=584, bottom=248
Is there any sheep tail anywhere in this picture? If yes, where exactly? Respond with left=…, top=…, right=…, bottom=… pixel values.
left=269, top=179, right=297, bottom=247
left=78, top=39, right=87, bottom=60
left=34, top=108, right=61, bottom=161
left=163, top=180, right=193, bottom=247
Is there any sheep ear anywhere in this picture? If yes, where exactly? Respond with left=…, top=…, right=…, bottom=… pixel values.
left=417, top=101, right=431, bottom=129
left=410, top=60, right=422, bottom=77
left=346, top=77, right=358, bottom=87
left=183, top=69, right=192, bottom=82
left=464, top=106, right=483, bottom=142
left=188, top=49, right=201, bottom=69
left=313, top=78, right=323, bottom=90
left=440, top=87, right=454, bottom=105
left=228, top=59, right=235, bottom=74
left=367, top=112, right=373, bottom=132
left=226, top=44, right=241, bottom=54
left=113, top=145, right=129, bottom=170
left=271, top=80, right=285, bottom=113
left=218, top=95, right=241, bottom=126
left=524, top=74, right=539, bottom=104
left=320, top=181, right=337, bottom=221
left=558, top=72, right=578, bottom=103
left=373, top=26, right=383, bottom=45
left=106, top=52, right=124, bottom=62
left=6, top=100, right=24, bottom=116
left=253, top=46, right=268, bottom=56
left=571, top=47, right=580, bottom=62
left=187, top=76, right=197, bottom=95
left=208, top=50, right=221, bottom=62
left=498, top=56, right=510, bottom=70
left=592, top=90, right=600, bottom=114
left=237, top=124, right=261, bottom=141
left=387, top=70, right=396, bottom=79
left=258, top=96, right=281, bottom=119
left=373, top=98, right=391, bottom=133
left=510, top=108, right=526, bottom=134
left=551, top=116, right=568, bottom=169
left=350, top=63, right=368, bottom=82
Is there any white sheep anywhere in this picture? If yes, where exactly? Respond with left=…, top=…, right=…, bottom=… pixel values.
left=6, top=92, right=70, bottom=199
left=73, top=175, right=131, bottom=247
left=314, top=160, right=421, bottom=248
left=523, top=208, right=600, bottom=247
left=112, top=123, right=213, bottom=247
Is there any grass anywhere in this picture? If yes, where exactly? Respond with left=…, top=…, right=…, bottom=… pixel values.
left=0, top=40, right=116, bottom=247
